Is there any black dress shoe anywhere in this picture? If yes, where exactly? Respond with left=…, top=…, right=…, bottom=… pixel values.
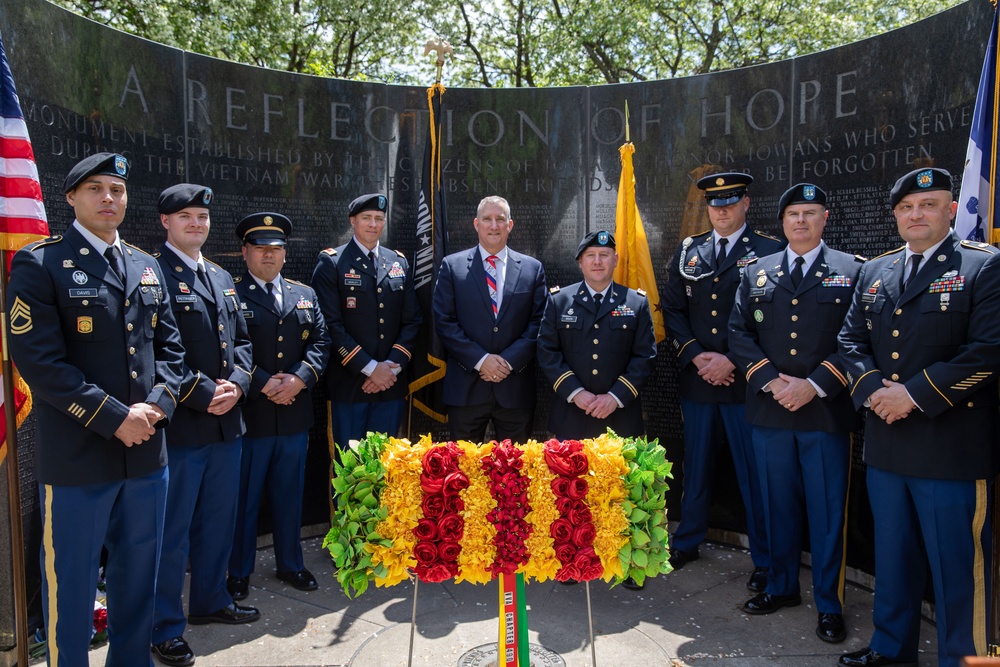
left=227, top=575, right=249, bottom=601
left=838, top=647, right=916, bottom=666
left=276, top=568, right=318, bottom=591
left=816, top=612, right=847, bottom=643
left=621, top=577, right=644, bottom=591
left=668, top=548, right=699, bottom=570
left=152, top=636, right=195, bottom=667
left=746, top=566, right=768, bottom=592
left=188, top=602, right=260, bottom=625
left=741, top=591, right=802, bottom=615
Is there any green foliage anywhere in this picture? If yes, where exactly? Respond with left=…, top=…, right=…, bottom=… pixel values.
left=52, top=0, right=955, bottom=85
left=616, top=433, right=674, bottom=588
left=322, top=432, right=389, bottom=599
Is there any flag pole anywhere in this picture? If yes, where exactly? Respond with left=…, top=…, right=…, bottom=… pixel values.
left=0, top=250, right=28, bottom=666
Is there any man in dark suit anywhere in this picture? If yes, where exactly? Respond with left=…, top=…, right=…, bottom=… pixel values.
left=152, top=184, right=258, bottom=667
left=432, top=195, right=547, bottom=443
left=311, top=193, right=420, bottom=476
left=537, top=230, right=656, bottom=440
left=663, top=172, right=783, bottom=591
left=838, top=168, right=1000, bottom=667
left=729, top=183, right=861, bottom=644
left=227, top=213, right=330, bottom=601
left=6, top=153, right=185, bottom=666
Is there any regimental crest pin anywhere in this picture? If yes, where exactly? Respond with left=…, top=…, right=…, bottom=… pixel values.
left=113, top=154, right=127, bottom=176
left=203, top=188, right=213, bottom=205
left=803, top=185, right=816, bottom=200
left=917, top=169, right=934, bottom=188
left=73, top=271, right=88, bottom=285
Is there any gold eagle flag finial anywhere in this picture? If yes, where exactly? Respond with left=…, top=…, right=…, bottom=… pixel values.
left=423, top=37, right=453, bottom=85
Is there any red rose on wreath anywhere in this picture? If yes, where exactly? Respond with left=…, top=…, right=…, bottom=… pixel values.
left=414, top=541, right=439, bottom=565
left=567, top=477, right=588, bottom=500
left=438, top=513, right=464, bottom=542
left=444, top=493, right=464, bottom=513
left=550, top=518, right=573, bottom=543
left=422, top=494, right=445, bottom=519
left=414, top=518, right=437, bottom=541
left=421, top=475, right=444, bottom=494
left=439, top=540, right=462, bottom=561
left=423, top=447, right=458, bottom=477
left=422, top=563, right=457, bottom=583
left=555, top=542, right=577, bottom=564
left=551, top=477, right=571, bottom=497
left=544, top=439, right=583, bottom=476
left=443, top=471, right=470, bottom=496
left=572, top=523, right=597, bottom=548
left=567, top=503, right=593, bottom=526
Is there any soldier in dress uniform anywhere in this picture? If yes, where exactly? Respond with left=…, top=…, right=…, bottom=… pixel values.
left=838, top=168, right=1000, bottom=667
left=7, top=153, right=184, bottom=667
left=729, top=183, right=861, bottom=644
left=151, top=184, right=259, bottom=667
left=537, top=230, right=656, bottom=441
left=227, top=213, right=330, bottom=601
left=663, top=172, right=784, bottom=591
left=311, top=194, right=420, bottom=484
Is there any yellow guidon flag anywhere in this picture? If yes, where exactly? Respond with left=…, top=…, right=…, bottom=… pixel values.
left=613, top=139, right=665, bottom=343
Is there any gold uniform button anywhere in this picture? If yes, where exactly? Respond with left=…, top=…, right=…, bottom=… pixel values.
left=711, top=328, right=718, bottom=335
left=379, top=303, right=384, bottom=309
left=896, top=309, right=903, bottom=315
left=277, top=352, right=283, bottom=358
left=892, top=330, right=900, bottom=337
left=790, top=349, right=797, bottom=356
left=219, top=324, right=225, bottom=331
left=594, top=324, right=600, bottom=329
left=223, top=361, right=228, bottom=367
left=127, top=323, right=134, bottom=331
left=493, top=327, right=499, bottom=333
left=623, top=324, right=628, bottom=329
left=379, top=334, right=384, bottom=339
left=129, top=347, right=136, bottom=355
left=277, top=336, right=283, bottom=342
left=835, top=298, right=841, bottom=304
left=593, top=339, right=599, bottom=345
left=124, top=299, right=130, bottom=307
left=592, top=354, right=599, bottom=360
left=131, top=371, right=138, bottom=379
left=377, top=287, right=382, bottom=293
left=711, top=310, right=718, bottom=317
left=968, top=401, right=975, bottom=408
left=891, top=352, right=899, bottom=359
left=790, top=332, right=798, bottom=339
left=380, top=318, right=385, bottom=324
left=592, top=369, right=599, bottom=375
left=222, top=342, right=227, bottom=349
left=791, top=315, right=798, bottom=322
left=713, top=277, right=719, bottom=283
left=184, top=306, right=191, bottom=311
left=891, top=373, right=899, bottom=381
left=941, top=306, right=948, bottom=311
left=711, top=294, right=718, bottom=300
left=278, top=320, right=283, bottom=325
left=791, top=298, right=799, bottom=306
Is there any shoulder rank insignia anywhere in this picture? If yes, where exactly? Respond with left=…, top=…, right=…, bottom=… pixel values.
left=9, top=297, right=32, bottom=334
left=854, top=254, right=867, bottom=262
left=753, top=230, right=781, bottom=241
left=62, top=259, right=75, bottom=268
left=636, top=288, right=647, bottom=297
left=395, top=249, right=406, bottom=258
left=961, top=240, right=997, bottom=253
left=549, top=285, right=561, bottom=294
left=321, top=248, right=337, bottom=256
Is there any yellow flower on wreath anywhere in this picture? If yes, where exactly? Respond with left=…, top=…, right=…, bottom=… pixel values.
left=584, top=434, right=630, bottom=581
left=519, top=439, right=561, bottom=582
left=455, top=440, right=497, bottom=584
left=370, top=435, right=429, bottom=587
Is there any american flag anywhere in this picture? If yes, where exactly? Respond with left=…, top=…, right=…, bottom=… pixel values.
left=0, top=29, right=50, bottom=450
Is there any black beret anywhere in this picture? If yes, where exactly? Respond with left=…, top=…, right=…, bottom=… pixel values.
left=158, top=184, right=214, bottom=214
left=889, top=168, right=953, bottom=208
left=576, top=229, right=616, bottom=259
left=63, top=152, right=129, bottom=193
left=235, top=212, right=291, bottom=246
left=349, top=193, right=388, bottom=217
left=777, top=183, right=827, bottom=219
left=696, top=172, right=754, bottom=207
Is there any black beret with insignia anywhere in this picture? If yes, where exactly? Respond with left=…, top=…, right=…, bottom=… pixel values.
left=158, top=183, right=214, bottom=214
left=777, top=183, right=827, bottom=219
left=890, top=168, right=953, bottom=208
left=348, top=193, right=388, bottom=217
left=63, top=152, right=129, bottom=193
left=576, top=229, right=616, bottom=259
left=696, top=172, right=754, bottom=207
left=235, top=212, right=292, bottom=246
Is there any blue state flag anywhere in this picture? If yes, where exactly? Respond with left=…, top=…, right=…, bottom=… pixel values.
left=957, top=7, right=999, bottom=243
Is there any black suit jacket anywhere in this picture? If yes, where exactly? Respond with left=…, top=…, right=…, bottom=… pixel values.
left=156, top=245, right=253, bottom=446
left=730, top=245, right=862, bottom=433
left=838, top=231, right=1000, bottom=479
left=664, top=227, right=785, bottom=403
left=432, top=246, right=547, bottom=409
left=7, top=225, right=185, bottom=485
left=237, top=273, right=330, bottom=436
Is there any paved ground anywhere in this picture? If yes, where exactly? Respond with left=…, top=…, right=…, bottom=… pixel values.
left=75, top=536, right=939, bottom=667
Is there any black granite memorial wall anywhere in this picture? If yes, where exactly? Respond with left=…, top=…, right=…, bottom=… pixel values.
left=0, top=0, right=992, bottom=642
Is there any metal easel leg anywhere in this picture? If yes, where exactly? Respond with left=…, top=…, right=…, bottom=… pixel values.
left=585, top=580, right=597, bottom=667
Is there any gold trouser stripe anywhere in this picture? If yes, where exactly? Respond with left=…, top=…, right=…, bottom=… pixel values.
left=43, top=485, right=58, bottom=666
left=923, top=369, right=953, bottom=407
left=972, top=479, right=988, bottom=656
left=850, top=369, right=881, bottom=397
left=837, top=436, right=853, bottom=609
left=327, top=401, right=336, bottom=521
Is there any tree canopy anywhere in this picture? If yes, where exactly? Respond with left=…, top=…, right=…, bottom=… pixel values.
left=53, top=0, right=958, bottom=86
